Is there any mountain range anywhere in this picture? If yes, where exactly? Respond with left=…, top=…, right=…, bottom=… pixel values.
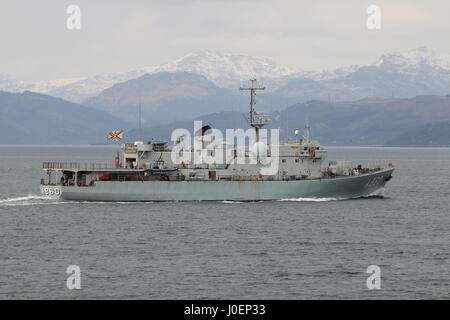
left=84, top=72, right=247, bottom=126
left=385, top=121, right=450, bottom=147
left=81, top=47, right=450, bottom=126
left=1, top=47, right=450, bottom=146
left=127, top=95, right=450, bottom=146
left=83, top=71, right=298, bottom=126
left=276, top=47, right=450, bottom=101
left=1, top=88, right=449, bottom=146
left=1, top=51, right=295, bottom=102
left=0, top=91, right=129, bottom=144
left=2, top=47, right=450, bottom=104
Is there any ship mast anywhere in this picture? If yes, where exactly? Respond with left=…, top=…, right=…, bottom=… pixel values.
left=239, top=78, right=267, bottom=142
left=304, top=121, right=311, bottom=142
left=138, top=97, right=143, bottom=142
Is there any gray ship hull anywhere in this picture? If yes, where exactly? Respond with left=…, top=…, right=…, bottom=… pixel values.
left=41, top=168, right=394, bottom=202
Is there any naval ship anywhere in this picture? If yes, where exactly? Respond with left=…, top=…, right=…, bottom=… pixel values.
left=40, top=79, right=394, bottom=202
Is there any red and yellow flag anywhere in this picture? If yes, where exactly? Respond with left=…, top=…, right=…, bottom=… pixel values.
left=107, top=130, right=124, bottom=142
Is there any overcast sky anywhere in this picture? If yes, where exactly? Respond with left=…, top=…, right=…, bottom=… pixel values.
left=1, top=0, right=450, bottom=82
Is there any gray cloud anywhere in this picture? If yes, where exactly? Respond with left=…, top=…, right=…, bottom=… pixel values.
left=1, top=0, right=449, bottom=82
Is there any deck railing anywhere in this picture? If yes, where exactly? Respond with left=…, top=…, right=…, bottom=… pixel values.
left=43, top=162, right=118, bottom=170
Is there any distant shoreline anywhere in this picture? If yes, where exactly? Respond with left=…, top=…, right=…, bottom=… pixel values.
left=0, top=144, right=120, bottom=148
left=1, top=144, right=450, bottom=149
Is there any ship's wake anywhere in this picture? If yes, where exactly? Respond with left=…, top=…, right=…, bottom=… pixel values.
left=278, top=197, right=341, bottom=202
left=0, top=196, right=160, bottom=206
left=0, top=195, right=60, bottom=207
left=365, top=187, right=386, bottom=198
left=219, top=200, right=244, bottom=204
left=278, top=188, right=387, bottom=202
left=0, top=188, right=387, bottom=206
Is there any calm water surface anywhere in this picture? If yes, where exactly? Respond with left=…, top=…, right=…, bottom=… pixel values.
left=0, top=146, right=449, bottom=299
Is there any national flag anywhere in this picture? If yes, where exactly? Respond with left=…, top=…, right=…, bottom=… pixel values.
left=107, top=130, right=124, bottom=141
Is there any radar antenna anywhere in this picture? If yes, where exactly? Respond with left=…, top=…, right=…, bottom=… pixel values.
left=239, top=78, right=267, bottom=129
left=239, top=79, right=269, bottom=145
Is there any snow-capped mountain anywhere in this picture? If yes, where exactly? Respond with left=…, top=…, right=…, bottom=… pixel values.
left=40, top=71, right=149, bottom=103
left=290, top=65, right=361, bottom=81
left=32, top=77, right=85, bottom=93
left=144, top=50, right=295, bottom=86
left=374, top=47, right=450, bottom=72
left=2, top=47, right=450, bottom=103
left=374, top=46, right=450, bottom=73
left=0, top=73, right=83, bottom=95
left=38, top=50, right=297, bottom=102
left=276, top=47, right=450, bottom=101
left=0, top=73, right=31, bottom=92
